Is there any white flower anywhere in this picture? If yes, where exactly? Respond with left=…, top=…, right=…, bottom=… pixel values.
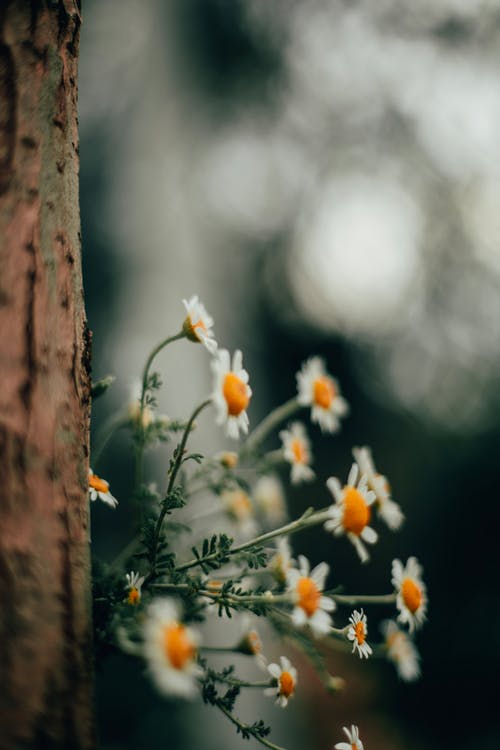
left=392, top=557, right=427, bottom=632
left=279, top=422, right=315, bottom=484
left=212, top=349, right=252, bottom=439
left=286, top=555, right=335, bottom=636
left=235, top=617, right=265, bottom=664
left=253, top=475, right=287, bottom=525
left=335, top=725, right=364, bottom=750
left=125, top=571, right=145, bottom=605
left=381, top=620, right=421, bottom=682
left=296, top=357, right=348, bottom=433
left=265, top=656, right=298, bottom=708
left=346, top=609, right=372, bottom=659
left=182, top=295, right=217, bottom=353
left=88, top=468, right=118, bottom=508
left=220, top=488, right=258, bottom=537
left=324, top=464, right=377, bottom=563
left=143, top=599, right=202, bottom=698
left=269, top=537, right=294, bottom=585
left=352, top=446, right=404, bottom=530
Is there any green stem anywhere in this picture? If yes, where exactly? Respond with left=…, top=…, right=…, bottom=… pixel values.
left=332, top=593, right=397, bottom=606
left=175, top=506, right=332, bottom=573
left=134, top=329, right=186, bottom=495
left=150, top=398, right=212, bottom=572
left=215, top=702, right=287, bottom=750
left=241, top=397, right=301, bottom=457
left=139, top=330, right=186, bottom=414
left=92, top=414, right=130, bottom=468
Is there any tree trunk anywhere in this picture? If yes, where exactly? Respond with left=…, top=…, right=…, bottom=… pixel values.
left=0, top=2, right=95, bottom=748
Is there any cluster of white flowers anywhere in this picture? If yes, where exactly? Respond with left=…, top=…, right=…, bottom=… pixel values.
left=89, top=295, right=428, bottom=750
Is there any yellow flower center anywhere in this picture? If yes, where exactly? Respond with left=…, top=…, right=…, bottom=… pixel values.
left=127, top=587, right=140, bottom=605
left=386, top=631, right=403, bottom=650
left=296, top=576, right=321, bottom=617
left=354, top=621, right=366, bottom=645
left=342, top=486, right=370, bottom=535
left=89, top=473, right=109, bottom=493
left=313, top=376, right=336, bottom=409
left=291, top=438, right=307, bottom=464
left=183, top=314, right=207, bottom=342
left=225, top=490, right=252, bottom=520
left=401, top=578, right=422, bottom=614
left=279, top=671, right=295, bottom=698
left=163, top=623, right=196, bottom=670
left=248, top=630, right=262, bottom=655
left=223, top=372, right=250, bottom=416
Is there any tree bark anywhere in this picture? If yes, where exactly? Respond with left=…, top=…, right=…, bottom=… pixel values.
left=0, top=2, right=95, bottom=748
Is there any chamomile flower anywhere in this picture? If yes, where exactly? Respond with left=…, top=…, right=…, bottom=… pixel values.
left=88, top=468, right=118, bottom=508
left=346, top=609, right=372, bottom=659
left=220, top=488, right=258, bottom=537
left=265, top=656, right=298, bottom=708
left=236, top=620, right=264, bottom=661
left=143, top=599, right=202, bottom=698
left=324, top=463, right=377, bottom=563
left=352, top=446, right=404, bottom=530
left=286, top=555, right=335, bottom=636
left=125, top=571, right=145, bottom=605
left=211, top=349, right=252, bottom=439
left=335, top=725, right=364, bottom=750
left=182, top=295, right=217, bottom=353
left=254, top=475, right=287, bottom=525
left=296, top=357, right=348, bottom=433
left=392, top=557, right=427, bottom=632
left=279, top=422, right=315, bottom=484
left=381, top=620, right=421, bottom=682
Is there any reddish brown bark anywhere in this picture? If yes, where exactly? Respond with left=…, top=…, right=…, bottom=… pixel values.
left=0, top=2, right=95, bottom=748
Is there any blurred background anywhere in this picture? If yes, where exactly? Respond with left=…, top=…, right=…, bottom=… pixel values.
left=80, top=1, right=500, bottom=748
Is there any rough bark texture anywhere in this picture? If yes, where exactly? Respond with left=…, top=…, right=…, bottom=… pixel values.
left=0, top=2, right=95, bottom=748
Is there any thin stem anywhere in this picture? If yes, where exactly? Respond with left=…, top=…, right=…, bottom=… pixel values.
left=135, top=330, right=186, bottom=493
left=215, top=702, right=287, bottom=750
left=175, top=506, right=332, bottom=573
left=204, top=672, right=273, bottom=689
left=332, top=593, right=397, bottom=606
left=139, top=330, right=185, bottom=414
left=150, top=398, right=212, bottom=572
left=241, top=397, right=301, bottom=457
left=92, top=414, right=130, bottom=468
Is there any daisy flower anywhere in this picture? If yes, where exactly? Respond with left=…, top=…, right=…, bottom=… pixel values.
left=182, top=294, right=217, bottom=353
left=352, top=446, right=404, bottom=530
left=143, top=598, right=202, bottom=698
left=392, top=557, right=428, bottom=632
left=296, top=357, right=348, bottom=433
left=212, top=349, right=252, bottom=439
left=220, top=488, right=258, bottom=537
left=265, top=656, right=298, bottom=708
left=324, top=463, right=377, bottom=563
left=279, top=422, right=315, bottom=484
left=88, top=468, right=118, bottom=508
left=254, top=475, right=287, bottom=525
left=269, top=537, right=294, bottom=585
left=125, top=571, right=145, bottom=605
left=286, top=555, right=335, bottom=636
left=381, top=620, right=421, bottom=682
left=335, top=725, right=364, bottom=750
left=346, top=609, right=372, bottom=659
left=236, top=622, right=264, bottom=661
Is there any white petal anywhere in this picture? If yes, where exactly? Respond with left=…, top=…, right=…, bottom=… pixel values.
left=361, top=526, right=378, bottom=544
